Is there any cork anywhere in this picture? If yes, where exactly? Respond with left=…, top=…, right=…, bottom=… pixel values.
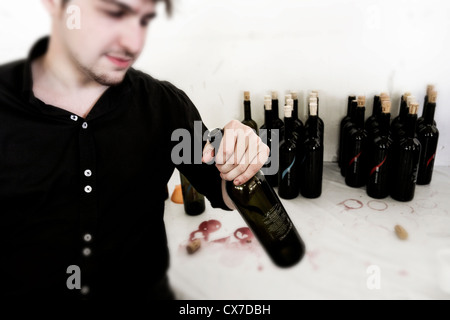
left=187, top=239, right=201, bottom=254
left=406, top=95, right=416, bottom=108
left=409, top=102, right=419, bottom=115
left=395, top=225, right=408, bottom=240
left=309, top=102, right=318, bottom=116
left=429, top=90, right=437, bottom=103
left=264, top=97, right=272, bottom=110
left=271, top=91, right=278, bottom=99
left=427, top=84, right=435, bottom=96
left=357, top=96, right=366, bottom=107
left=380, top=92, right=390, bottom=101
left=403, top=92, right=411, bottom=101
left=290, top=91, right=298, bottom=100
left=286, top=98, right=294, bottom=107
left=244, top=91, right=250, bottom=101
left=285, top=94, right=292, bottom=103
left=284, top=105, right=293, bottom=117
left=381, top=100, right=391, bottom=113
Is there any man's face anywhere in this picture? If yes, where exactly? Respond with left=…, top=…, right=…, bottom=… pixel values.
left=57, top=0, right=156, bottom=86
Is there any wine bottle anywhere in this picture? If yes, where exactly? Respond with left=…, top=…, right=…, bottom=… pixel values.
left=307, top=91, right=324, bottom=144
left=366, top=100, right=393, bottom=199
left=390, top=103, right=421, bottom=201
left=179, top=172, right=206, bottom=216
left=345, top=96, right=368, bottom=188
left=417, top=90, right=439, bottom=185
left=261, top=96, right=279, bottom=187
left=418, top=85, right=437, bottom=128
left=290, top=91, right=305, bottom=140
left=339, top=95, right=357, bottom=169
left=271, top=91, right=285, bottom=139
left=241, top=91, right=259, bottom=135
left=278, top=104, right=299, bottom=199
left=208, top=129, right=306, bottom=268
left=300, top=102, right=323, bottom=198
left=391, top=93, right=413, bottom=143
left=340, top=98, right=360, bottom=177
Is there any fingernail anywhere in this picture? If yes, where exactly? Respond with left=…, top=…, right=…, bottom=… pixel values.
left=234, top=179, right=240, bottom=185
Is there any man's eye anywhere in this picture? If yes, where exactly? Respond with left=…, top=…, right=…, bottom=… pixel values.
left=106, top=11, right=126, bottom=18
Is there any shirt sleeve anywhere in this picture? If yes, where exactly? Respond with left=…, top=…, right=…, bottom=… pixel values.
left=162, top=81, right=232, bottom=212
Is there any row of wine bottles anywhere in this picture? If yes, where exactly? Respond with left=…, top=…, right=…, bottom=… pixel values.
left=243, top=90, right=325, bottom=200
left=338, top=85, right=439, bottom=201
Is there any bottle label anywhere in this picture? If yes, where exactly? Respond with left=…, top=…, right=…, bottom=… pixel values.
left=262, top=203, right=293, bottom=241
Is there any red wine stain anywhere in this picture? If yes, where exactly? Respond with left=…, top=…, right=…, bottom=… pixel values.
left=367, top=200, right=388, bottom=211
left=190, top=219, right=221, bottom=241
left=398, top=270, right=409, bottom=277
left=339, top=199, right=363, bottom=211
left=415, top=199, right=437, bottom=209
left=306, top=250, right=320, bottom=271
left=234, top=227, right=255, bottom=244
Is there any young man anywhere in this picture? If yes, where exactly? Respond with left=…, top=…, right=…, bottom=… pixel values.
left=0, top=0, right=268, bottom=300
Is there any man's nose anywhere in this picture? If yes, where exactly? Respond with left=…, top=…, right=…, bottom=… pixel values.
left=119, top=19, right=146, bottom=57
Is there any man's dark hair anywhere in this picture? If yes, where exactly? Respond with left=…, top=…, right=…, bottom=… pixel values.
left=61, top=0, right=172, bottom=16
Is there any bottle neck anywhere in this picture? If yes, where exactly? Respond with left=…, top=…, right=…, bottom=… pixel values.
left=373, top=96, right=381, bottom=116
left=244, top=101, right=252, bottom=120
left=405, top=114, right=418, bottom=138
left=400, top=99, right=409, bottom=118
left=378, top=113, right=391, bottom=135
left=292, top=99, right=299, bottom=120
left=424, top=103, right=436, bottom=125
left=272, top=99, right=279, bottom=119
left=307, top=115, right=319, bottom=138
left=355, top=107, right=365, bottom=129
left=284, top=116, right=293, bottom=140
left=265, top=109, right=273, bottom=130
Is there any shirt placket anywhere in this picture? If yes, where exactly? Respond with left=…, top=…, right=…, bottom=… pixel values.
left=71, top=114, right=98, bottom=299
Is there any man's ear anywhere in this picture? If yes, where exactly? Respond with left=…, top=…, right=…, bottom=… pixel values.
left=41, top=0, right=64, bottom=17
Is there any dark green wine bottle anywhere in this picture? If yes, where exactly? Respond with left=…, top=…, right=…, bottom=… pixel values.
left=179, top=172, right=205, bottom=216
left=241, top=91, right=259, bottom=135
left=208, top=129, right=305, bottom=268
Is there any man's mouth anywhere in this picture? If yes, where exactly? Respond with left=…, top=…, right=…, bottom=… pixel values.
left=106, top=54, right=133, bottom=69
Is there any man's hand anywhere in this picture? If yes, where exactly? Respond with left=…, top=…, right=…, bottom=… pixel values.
left=202, top=120, right=269, bottom=186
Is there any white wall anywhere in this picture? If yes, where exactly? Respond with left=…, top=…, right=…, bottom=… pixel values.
left=1, top=0, right=449, bottom=165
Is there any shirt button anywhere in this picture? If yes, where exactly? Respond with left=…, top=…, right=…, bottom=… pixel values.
left=80, top=285, right=90, bottom=295
left=84, top=185, right=92, bottom=193
left=84, top=170, right=92, bottom=177
left=82, top=122, right=88, bottom=129
left=70, top=115, right=78, bottom=121
left=82, top=248, right=92, bottom=257
left=83, top=234, right=92, bottom=242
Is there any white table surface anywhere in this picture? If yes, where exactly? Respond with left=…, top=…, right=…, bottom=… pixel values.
left=163, top=163, right=450, bottom=300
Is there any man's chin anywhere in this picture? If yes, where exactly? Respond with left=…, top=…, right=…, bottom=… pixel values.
left=92, top=71, right=127, bottom=86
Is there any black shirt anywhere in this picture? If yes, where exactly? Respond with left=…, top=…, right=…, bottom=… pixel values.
left=0, top=37, right=229, bottom=300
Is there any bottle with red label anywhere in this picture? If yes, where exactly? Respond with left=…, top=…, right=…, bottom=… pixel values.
left=417, top=90, right=439, bottom=185
left=366, top=100, right=393, bottom=199
left=344, top=96, right=368, bottom=188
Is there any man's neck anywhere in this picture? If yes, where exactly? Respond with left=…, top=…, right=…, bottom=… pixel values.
left=31, top=39, right=109, bottom=118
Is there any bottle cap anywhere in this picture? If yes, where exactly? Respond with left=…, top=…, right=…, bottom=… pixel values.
left=244, top=91, right=250, bottom=101
left=285, top=94, right=292, bottom=103
left=406, top=95, right=416, bottom=108
left=427, top=84, right=435, bottom=96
